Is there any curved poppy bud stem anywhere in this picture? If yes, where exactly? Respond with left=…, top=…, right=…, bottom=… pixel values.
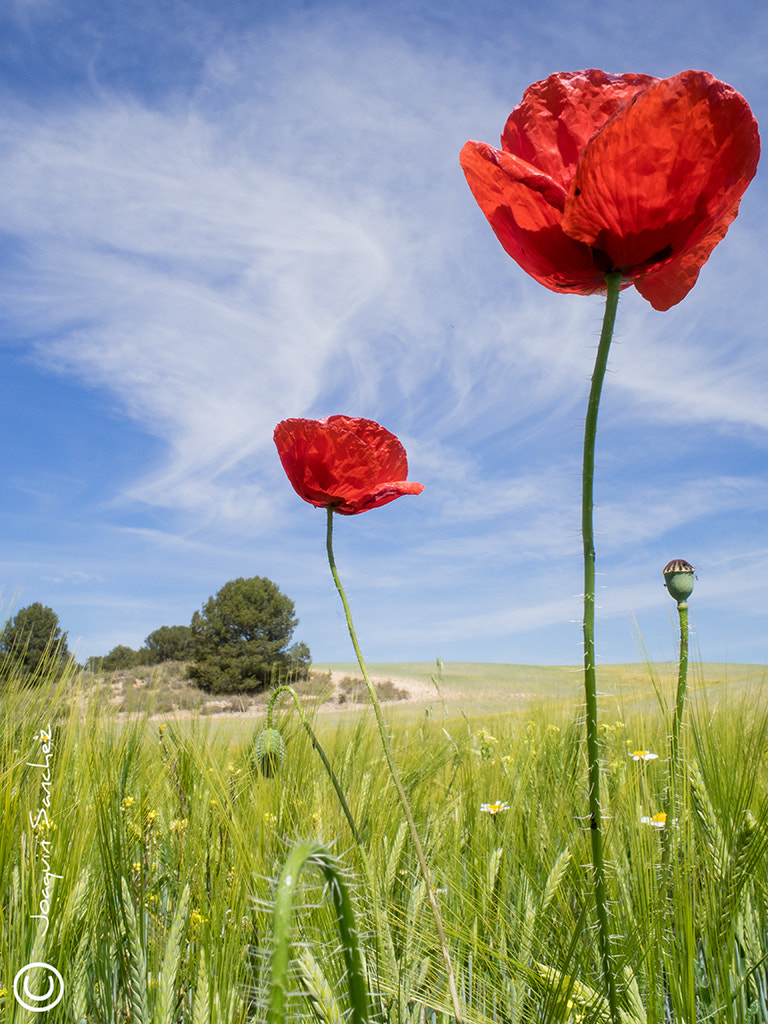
left=266, top=841, right=369, bottom=1024
left=264, top=684, right=362, bottom=846
left=582, top=271, right=621, bottom=1024
left=325, top=506, right=464, bottom=1024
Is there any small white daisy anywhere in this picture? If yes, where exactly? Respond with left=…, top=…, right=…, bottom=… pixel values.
left=480, top=800, right=509, bottom=815
left=640, top=812, right=666, bottom=828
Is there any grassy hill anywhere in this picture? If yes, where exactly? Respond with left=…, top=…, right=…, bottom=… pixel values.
left=314, top=660, right=768, bottom=718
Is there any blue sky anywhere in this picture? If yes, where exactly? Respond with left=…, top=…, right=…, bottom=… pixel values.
left=1, top=0, right=767, bottom=668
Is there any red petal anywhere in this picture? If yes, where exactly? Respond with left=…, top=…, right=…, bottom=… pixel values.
left=562, top=70, right=761, bottom=306
left=634, top=155, right=758, bottom=310
left=460, top=140, right=603, bottom=292
left=329, top=415, right=410, bottom=484
left=335, top=479, right=425, bottom=516
left=501, top=69, right=657, bottom=187
left=460, top=70, right=656, bottom=295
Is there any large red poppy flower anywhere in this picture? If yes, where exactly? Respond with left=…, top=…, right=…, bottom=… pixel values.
left=460, top=69, right=760, bottom=311
left=274, top=415, right=424, bottom=515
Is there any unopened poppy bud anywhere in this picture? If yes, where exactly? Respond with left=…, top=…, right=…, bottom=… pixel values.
left=663, top=559, right=695, bottom=604
left=254, top=727, right=286, bottom=777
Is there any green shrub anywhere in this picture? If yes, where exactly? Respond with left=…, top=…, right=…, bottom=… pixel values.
left=97, top=644, right=152, bottom=671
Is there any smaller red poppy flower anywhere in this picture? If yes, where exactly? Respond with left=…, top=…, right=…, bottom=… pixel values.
left=274, top=415, right=424, bottom=515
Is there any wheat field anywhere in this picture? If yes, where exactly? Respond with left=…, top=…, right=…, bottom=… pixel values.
left=1, top=656, right=767, bottom=1023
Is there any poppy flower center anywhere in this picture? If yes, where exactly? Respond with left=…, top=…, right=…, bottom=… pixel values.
left=590, top=242, right=674, bottom=277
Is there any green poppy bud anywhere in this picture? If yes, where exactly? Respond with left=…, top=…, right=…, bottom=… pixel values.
left=663, top=559, right=695, bottom=604
left=255, top=727, right=286, bottom=777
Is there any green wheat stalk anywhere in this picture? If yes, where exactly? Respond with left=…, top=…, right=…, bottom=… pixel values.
left=297, top=948, right=346, bottom=1024
left=156, top=882, right=190, bottom=1024
left=192, top=948, right=211, bottom=1024
left=120, top=876, right=149, bottom=1024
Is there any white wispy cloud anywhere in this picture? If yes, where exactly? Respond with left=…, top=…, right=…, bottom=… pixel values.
left=0, top=96, right=393, bottom=515
left=596, top=475, right=768, bottom=550
left=1, top=16, right=765, bottom=529
left=1, top=5, right=767, bottom=663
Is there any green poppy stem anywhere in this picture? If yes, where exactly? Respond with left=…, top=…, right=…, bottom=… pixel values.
left=582, top=271, right=622, bottom=1024
left=671, top=597, right=689, bottom=777
left=662, top=597, right=689, bottom=874
left=326, top=507, right=464, bottom=1024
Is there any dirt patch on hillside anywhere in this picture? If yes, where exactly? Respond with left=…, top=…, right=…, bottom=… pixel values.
left=100, top=664, right=535, bottom=721
left=107, top=669, right=450, bottom=721
left=182, top=671, right=531, bottom=720
left=328, top=670, right=436, bottom=704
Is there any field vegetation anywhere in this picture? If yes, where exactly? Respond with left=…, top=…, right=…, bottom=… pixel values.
left=1, top=655, right=768, bottom=1023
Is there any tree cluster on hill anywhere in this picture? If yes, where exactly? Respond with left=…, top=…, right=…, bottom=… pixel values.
left=93, top=624, right=193, bottom=671
left=91, top=575, right=310, bottom=693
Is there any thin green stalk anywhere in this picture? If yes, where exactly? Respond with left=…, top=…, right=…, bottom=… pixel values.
left=662, top=598, right=689, bottom=873
left=582, top=271, right=622, bottom=1024
left=325, top=507, right=464, bottom=1024
left=670, top=598, right=689, bottom=784
left=267, top=685, right=363, bottom=846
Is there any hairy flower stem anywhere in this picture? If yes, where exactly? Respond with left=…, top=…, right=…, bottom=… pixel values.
left=267, top=685, right=363, bottom=846
left=582, top=271, right=622, bottom=1024
left=662, top=599, right=689, bottom=874
left=326, top=507, right=464, bottom=1024
left=267, top=841, right=369, bottom=1024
